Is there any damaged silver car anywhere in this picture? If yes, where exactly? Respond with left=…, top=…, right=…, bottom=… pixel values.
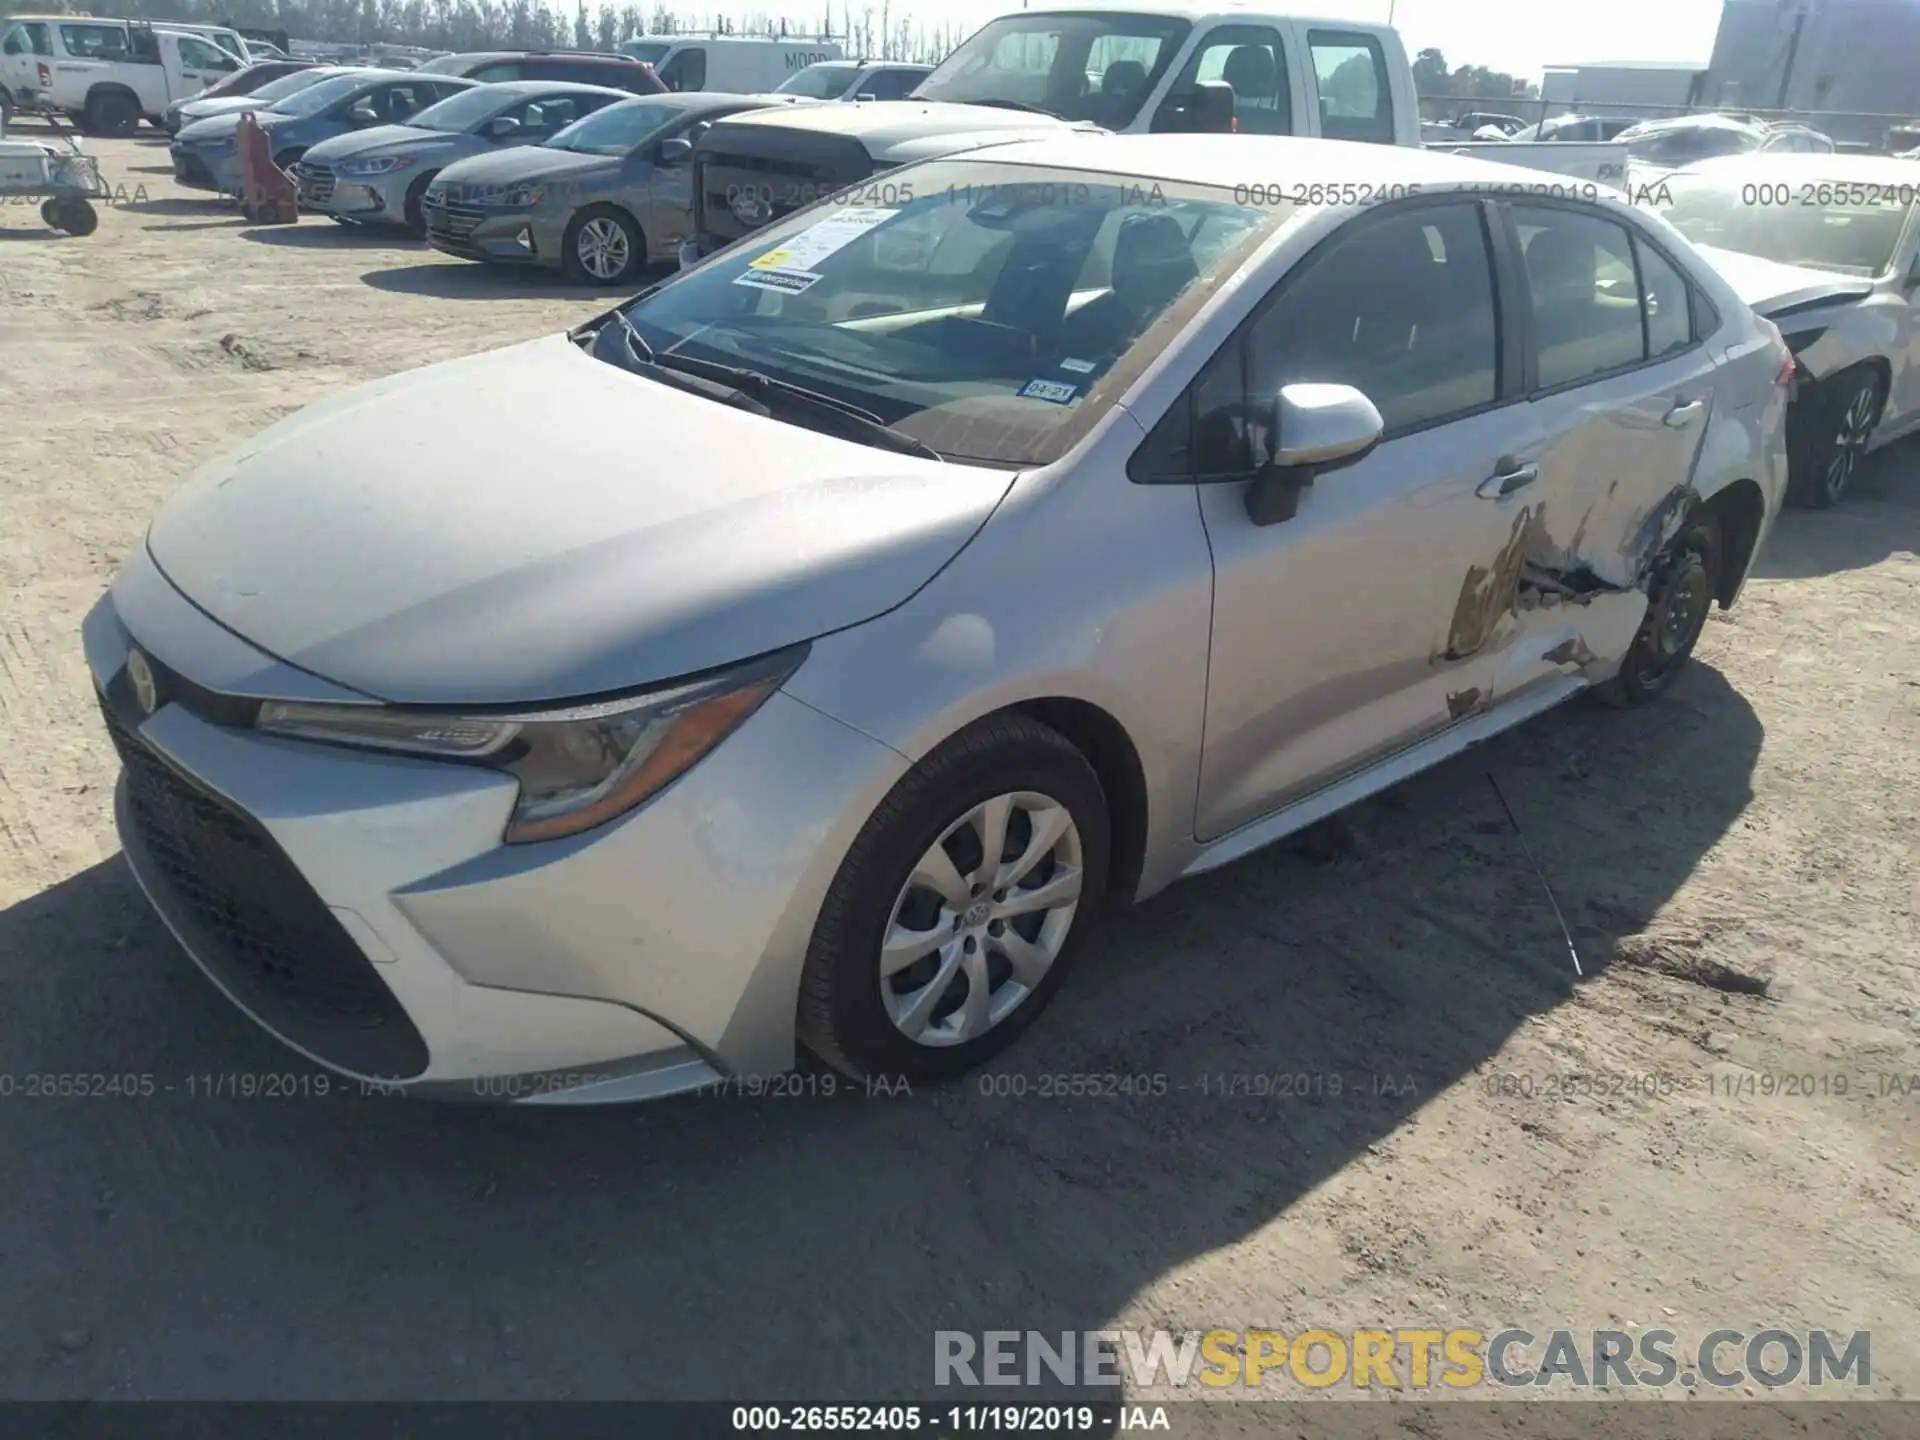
left=1658, top=153, right=1920, bottom=507
left=91, top=138, right=1788, bottom=1096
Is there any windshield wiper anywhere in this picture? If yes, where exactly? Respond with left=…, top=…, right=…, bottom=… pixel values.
left=648, top=351, right=943, bottom=462
left=588, top=313, right=772, bottom=416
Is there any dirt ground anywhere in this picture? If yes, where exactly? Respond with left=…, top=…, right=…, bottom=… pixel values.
left=1, top=130, right=1917, bottom=1412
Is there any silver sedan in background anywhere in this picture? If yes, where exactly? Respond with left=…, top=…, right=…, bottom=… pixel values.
left=1658, top=152, right=1920, bottom=506
left=422, top=91, right=813, bottom=284
left=88, top=137, right=1786, bottom=1102
left=292, top=80, right=632, bottom=233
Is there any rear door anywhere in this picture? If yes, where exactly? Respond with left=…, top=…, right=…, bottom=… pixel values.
left=1484, top=201, right=1724, bottom=702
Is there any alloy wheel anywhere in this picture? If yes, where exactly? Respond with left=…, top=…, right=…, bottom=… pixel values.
left=576, top=217, right=630, bottom=281
left=880, top=792, right=1083, bottom=1048
left=1822, top=385, right=1878, bottom=503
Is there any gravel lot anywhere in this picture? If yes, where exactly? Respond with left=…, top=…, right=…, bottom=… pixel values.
left=2, top=130, right=1917, bottom=1409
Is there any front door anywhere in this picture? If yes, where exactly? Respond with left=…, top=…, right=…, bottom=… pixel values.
left=1188, top=200, right=1542, bottom=841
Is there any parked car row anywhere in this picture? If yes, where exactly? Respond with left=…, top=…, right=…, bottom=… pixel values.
left=75, top=3, right=1920, bottom=1102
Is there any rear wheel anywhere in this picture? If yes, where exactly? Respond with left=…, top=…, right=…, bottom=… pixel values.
left=1595, top=510, right=1722, bottom=708
left=562, top=204, right=643, bottom=285
left=1792, top=368, right=1883, bottom=509
left=798, top=713, right=1110, bottom=1081
left=85, top=89, right=139, bottom=138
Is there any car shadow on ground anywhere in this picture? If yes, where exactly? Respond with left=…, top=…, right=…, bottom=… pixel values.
left=239, top=221, right=415, bottom=249
left=0, top=648, right=1764, bottom=1398
left=114, top=196, right=226, bottom=216
left=358, top=258, right=666, bottom=301
left=1752, top=432, right=1920, bottom=580
left=0, top=224, right=61, bottom=242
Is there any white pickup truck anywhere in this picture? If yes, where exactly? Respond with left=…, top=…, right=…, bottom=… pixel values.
left=1, top=15, right=247, bottom=135
left=682, top=3, right=1628, bottom=264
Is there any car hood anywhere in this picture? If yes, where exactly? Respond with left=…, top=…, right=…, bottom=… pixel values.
left=435, top=144, right=613, bottom=190
left=144, top=334, right=1013, bottom=706
left=303, top=124, right=466, bottom=164
left=1691, top=244, right=1876, bottom=316
left=177, top=95, right=259, bottom=121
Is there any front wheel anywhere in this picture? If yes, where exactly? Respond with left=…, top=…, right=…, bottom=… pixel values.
left=798, top=714, right=1110, bottom=1081
left=1793, top=369, right=1883, bottom=509
left=1595, top=510, right=1722, bottom=708
left=402, top=171, right=438, bottom=236
left=562, top=204, right=643, bottom=285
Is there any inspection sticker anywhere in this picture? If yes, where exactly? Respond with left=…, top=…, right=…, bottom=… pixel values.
left=734, top=207, right=895, bottom=294
left=1020, top=378, right=1080, bottom=405
left=1059, top=357, right=1097, bottom=374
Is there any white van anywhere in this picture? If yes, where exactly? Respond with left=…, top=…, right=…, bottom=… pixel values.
left=616, top=35, right=843, bottom=93
left=1, top=14, right=246, bottom=131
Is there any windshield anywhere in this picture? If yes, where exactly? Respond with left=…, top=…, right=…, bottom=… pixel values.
left=548, top=97, right=689, bottom=154
left=777, top=65, right=859, bottom=99
left=273, top=72, right=376, bottom=116
left=1659, top=175, right=1912, bottom=275
left=620, top=41, right=672, bottom=64
left=1627, top=125, right=1761, bottom=165
left=409, top=85, right=513, bottom=132
left=913, top=11, right=1191, bottom=129
left=413, top=54, right=465, bottom=74
left=248, top=68, right=332, bottom=102
left=620, top=161, right=1286, bottom=465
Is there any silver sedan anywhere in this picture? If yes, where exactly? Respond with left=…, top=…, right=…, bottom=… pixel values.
left=88, top=136, right=1788, bottom=1101
left=292, top=80, right=631, bottom=232
left=1658, top=152, right=1920, bottom=506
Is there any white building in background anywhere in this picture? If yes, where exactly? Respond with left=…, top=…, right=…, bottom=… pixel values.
left=1538, top=60, right=1708, bottom=118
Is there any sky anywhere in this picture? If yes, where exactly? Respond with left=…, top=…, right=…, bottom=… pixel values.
left=708, top=0, right=1731, bottom=86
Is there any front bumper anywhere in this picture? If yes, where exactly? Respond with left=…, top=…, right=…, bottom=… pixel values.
left=421, top=194, right=565, bottom=265
left=170, top=141, right=238, bottom=193
left=294, top=161, right=411, bottom=223
left=84, top=551, right=908, bottom=1101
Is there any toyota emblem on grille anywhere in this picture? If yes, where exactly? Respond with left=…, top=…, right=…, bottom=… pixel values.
left=126, top=648, right=159, bottom=716
left=730, top=188, right=771, bottom=226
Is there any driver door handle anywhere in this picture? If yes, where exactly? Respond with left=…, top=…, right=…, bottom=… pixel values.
left=1477, top=460, right=1539, bottom=499
left=1664, top=399, right=1705, bottom=427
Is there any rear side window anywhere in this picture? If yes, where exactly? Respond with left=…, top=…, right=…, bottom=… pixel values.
left=4, top=22, right=54, bottom=56
left=1308, top=31, right=1394, bottom=144
left=1512, top=206, right=1649, bottom=389
left=60, top=24, right=131, bottom=59
left=471, top=62, right=521, bottom=82
left=1635, top=236, right=1694, bottom=358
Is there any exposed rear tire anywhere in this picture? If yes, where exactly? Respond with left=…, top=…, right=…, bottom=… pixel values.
left=562, top=203, right=643, bottom=285
left=85, top=89, right=139, bottom=138
left=797, top=713, right=1110, bottom=1082
left=1595, top=510, right=1722, bottom=708
left=1790, top=367, right=1883, bottom=509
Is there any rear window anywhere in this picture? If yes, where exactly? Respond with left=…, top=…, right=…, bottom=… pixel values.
left=1308, top=30, right=1395, bottom=144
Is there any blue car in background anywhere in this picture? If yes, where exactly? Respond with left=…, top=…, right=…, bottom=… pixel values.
left=170, top=69, right=478, bottom=193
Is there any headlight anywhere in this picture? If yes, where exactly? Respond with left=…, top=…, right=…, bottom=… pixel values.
left=479, top=182, right=546, bottom=208
left=255, top=646, right=805, bottom=844
left=338, top=155, right=415, bottom=175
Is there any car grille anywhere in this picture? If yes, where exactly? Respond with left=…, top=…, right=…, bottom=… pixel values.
left=694, top=130, right=874, bottom=246
left=422, top=198, right=485, bottom=255
left=100, top=691, right=430, bottom=1080
left=294, top=161, right=335, bottom=204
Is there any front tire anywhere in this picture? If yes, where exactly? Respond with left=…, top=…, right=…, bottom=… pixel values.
left=798, top=714, right=1110, bottom=1082
left=1792, top=368, right=1883, bottom=509
left=562, top=204, right=643, bottom=285
left=1595, top=510, right=1722, bottom=708
left=402, top=171, right=438, bottom=236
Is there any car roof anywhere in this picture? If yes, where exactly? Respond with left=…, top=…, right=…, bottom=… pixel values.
left=443, top=49, right=641, bottom=62
left=462, top=78, right=634, bottom=98
left=1669, top=151, right=1920, bottom=184
left=931, top=132, right=1556, bottom=193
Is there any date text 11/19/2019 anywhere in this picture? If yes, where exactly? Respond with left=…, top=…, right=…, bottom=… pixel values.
left=730, top=1404, right=1167, bottom=1433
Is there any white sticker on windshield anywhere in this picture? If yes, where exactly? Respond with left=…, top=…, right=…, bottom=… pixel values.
left=744, top=206, right=894, bottom=277
left=733, top=267, right=822, bottom=295
left=1059, top=357, right=1097, bottom=374
left=1020, top=378, right=1080, bottom=405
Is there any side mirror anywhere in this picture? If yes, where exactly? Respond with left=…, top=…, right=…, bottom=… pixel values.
left=487, top=114, right=521, bottom=139
left=1190, top=79, right=1235, bottom=135
left=854, top=91, right=877, bottom=102
left=658, top=135, right=692, bottom=164
left=348, top=100, right=377, bottom=125
left=1244, top=383, right=1384, bottom=526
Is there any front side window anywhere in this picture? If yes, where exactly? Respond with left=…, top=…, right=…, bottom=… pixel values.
left=620, top=162, right=1288, bottom=465
left=1155, top=26, right=1290, bottom=136
left=178, top=36, right=236, bottom=71
left=1512, top=206, right=1647, bottom=388
left=1308, top=31, right=1394, bottom=144
left=1243, top=203, right=1499, bottom=440
left=658, top=47, right=706, bottom=91
left=1658, top=174, right=1911, bottom=276
left=915, top=12, right=1191, bottom=130
left=546, top=97, right=695, bottom=154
